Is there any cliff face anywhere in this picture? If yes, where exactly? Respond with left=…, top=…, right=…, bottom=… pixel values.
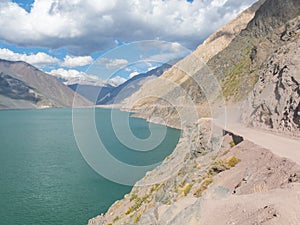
left=241, top=16, right=300, bottom=137
left=0, top=59, right=91, bottom=109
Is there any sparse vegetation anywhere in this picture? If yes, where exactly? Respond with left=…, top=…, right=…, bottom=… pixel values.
left=126, top=185, right=161, bottom=216
left=228, top=156, right=241, bottom=167
left=229, top=141, right=236, bottom=148
left=113, top=216, right=120, bottom=222
left=183, top=183, right=193, bottom=196
left=193, top=156, right=241, bottom=198
left=222, top=45, right=257, bottom=101
left=130, top=194, right=138, bottom=202
left=125, top=208, right=132, bottom=215
left=201, top=150, right=208, bottom=156
left=208, top=156, right=241, bottom=176
left=134, top=214, right=141, bottom=223
left=184, top=153, right=190, bottom=161
left=177, top=170, right=183, bottom=176
left=208, top=159, right=230, bottom=175
left=193, top=177, right=214, bottom=198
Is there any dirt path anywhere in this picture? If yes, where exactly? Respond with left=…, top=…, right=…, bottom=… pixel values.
left=218, top=122, right=300, bottom=165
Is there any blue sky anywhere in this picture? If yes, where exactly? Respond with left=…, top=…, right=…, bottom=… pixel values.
left=0, top=0, right=257, bottom=85
left=12, top=0, right=34, bottom=12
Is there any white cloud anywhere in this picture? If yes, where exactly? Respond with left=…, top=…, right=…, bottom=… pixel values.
left=49, top=68, right=100, bottom=82
left=97, top=58, right=128, bottom=69
left=108, top=76, right=127, bottom=86
left=129, top=71, right=140, bottom=79
left=62, top=55, right=93, bottom=68
left=49, top=68, right=127, bottom=86
left=0, top=48, right=59, bottom=68
left=0, top=0, right=258, bottom=54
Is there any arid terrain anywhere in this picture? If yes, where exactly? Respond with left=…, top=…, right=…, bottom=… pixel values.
left=88, top=0, right=300, bottom=224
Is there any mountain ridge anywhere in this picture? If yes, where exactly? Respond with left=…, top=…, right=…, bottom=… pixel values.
left=0, top=59, right=91, bottom=109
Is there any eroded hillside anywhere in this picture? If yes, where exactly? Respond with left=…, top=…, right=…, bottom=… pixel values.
left=88, top=0, right=300, bottom=224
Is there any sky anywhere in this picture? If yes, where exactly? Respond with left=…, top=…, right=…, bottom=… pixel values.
left=0, top=0, right=258, bottom=85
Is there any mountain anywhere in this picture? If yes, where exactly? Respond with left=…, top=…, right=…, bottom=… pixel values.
left=97, top=61, right=175, bottom=105
left=0, top=59, right=91, bottom=109
left=122, top=0, right=300, bottom=137
left=89, top=0, right=300, bottom=224
left=68, top=62, right=175, bottom=105
left=68, top=83, right=115, bottom=104
left=122, top=0, right=264, bottom=115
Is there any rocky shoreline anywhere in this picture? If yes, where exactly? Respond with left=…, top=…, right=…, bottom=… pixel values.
left=88, top=118, right=300, bottom=225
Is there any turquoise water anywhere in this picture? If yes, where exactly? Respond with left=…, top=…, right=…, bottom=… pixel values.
left=0, top=108, right=180, bottom=225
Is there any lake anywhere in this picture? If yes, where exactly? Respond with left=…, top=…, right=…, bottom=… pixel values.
left=0, top=108, right=180, bottom=225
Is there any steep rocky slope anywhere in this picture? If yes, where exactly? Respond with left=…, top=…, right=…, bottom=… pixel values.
left=89, top=0, right=300, bottom=224
left=241, top=16, right=300, bottom=137
left=122, top=0, right=264, bottom=114
left=122, top=0, right=300, bottom=137
left=0, top=59, right=91, bottom=109
left=0, top=73, right=43, bottom=109
left=89, top=121, right=300, bottom=225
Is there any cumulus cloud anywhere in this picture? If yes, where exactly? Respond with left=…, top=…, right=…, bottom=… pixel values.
left=49, top=68, right=99, bottom=81
left=61, top=55, right=93, bottom=68
left=0, top=48, right=59, bottom=68
left=0, top=0, right=258, bottom=54
left=97, top=58, right=129, bottom=69
left=49, top=68, right=127, bottom=86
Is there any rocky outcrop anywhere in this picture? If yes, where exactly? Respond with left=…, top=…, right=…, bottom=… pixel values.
left=241, top=16, right=300, bottom=137
left=0, top=59, right=91, bottom=109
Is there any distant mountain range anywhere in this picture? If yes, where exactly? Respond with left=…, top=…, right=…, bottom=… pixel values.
left=0, top=58, right=177, bottom=109
left=68, top=61, right=176, bottom=105
left=0, top=59, right=91, bottom=109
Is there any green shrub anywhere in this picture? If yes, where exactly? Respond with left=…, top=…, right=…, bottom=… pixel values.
left=113, top=216, right=120, bottom=222
left=183, top=183, right=193, bottom=196
left=125, top=194, right=150, bottom=215
left=208, top=159, right=230, bottom=175
left=134, top=214, right=141, bottom=223
left=125, top=208, right=132, bottom=215
left=130, top=194, right=138, bottom=202
left=228, top=156, right=241, bottom=167
left=229, top=141, right=235, bottom=148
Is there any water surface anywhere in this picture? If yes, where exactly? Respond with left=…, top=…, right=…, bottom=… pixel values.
left=0, top=108, right=180, bottom=225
